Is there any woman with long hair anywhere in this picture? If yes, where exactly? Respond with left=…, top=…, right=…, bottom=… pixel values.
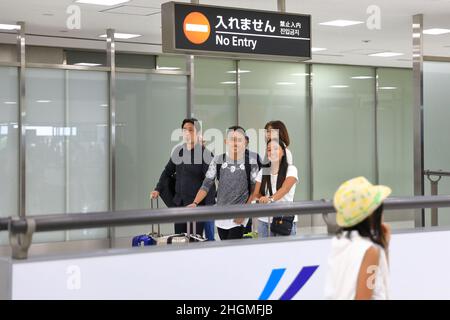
left=249, top=139, right=298, bottom=237
left=264, top=120, right=293, bottom=165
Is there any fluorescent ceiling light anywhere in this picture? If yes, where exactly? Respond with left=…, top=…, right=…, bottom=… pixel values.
left=351, top=76, right=373, bottom=79
left=74, top=63, right=102, bottom=66
left=423, top=28, right=450, bottom=35
left=36, top=100, right=52, bottom=103
left=276, top=82, right=296, bottom=85
left=0, top=24, right=20, bottom=30
left=157, top=67, right=181, bottom=71
left=226, top=70, right=251, bottom=74
left=379, top=86, right=397, bottom=90
left=220, top=81, right=236, bottom=84
left=99, top=33, right=141, bottom=39
left=100, top=104, right=109, bottom=107
left=76, top=0, right=130, bottom=5
left=330, top=85, right=349, bottom=88
left=4, top=101, right=17, bottom=105
left=311, top=47, right=327, bottom=52
left=291, top=73, right=309, bottom=76
left=369, top=52, right=404, bottom=57
left=319, top=20, right=363, bottom=27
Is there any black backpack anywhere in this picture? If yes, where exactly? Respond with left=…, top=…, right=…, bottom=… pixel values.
left=216, top=150, right=255, bottom=196
left=216, top=150, right=261, bottom=233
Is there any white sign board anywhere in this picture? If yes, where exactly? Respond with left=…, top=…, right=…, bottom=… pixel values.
left=3, top=228, right=450, bottom=299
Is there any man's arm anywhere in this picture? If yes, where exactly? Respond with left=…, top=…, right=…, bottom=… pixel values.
left=187, top=156, right=218, bottom=207
left=152, top=157, right=176, bottom=198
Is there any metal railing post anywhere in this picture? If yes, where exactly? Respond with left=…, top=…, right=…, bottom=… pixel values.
left=424, top=170, right=447, bottom=227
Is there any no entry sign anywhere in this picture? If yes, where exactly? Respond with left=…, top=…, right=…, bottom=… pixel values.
left=162, top=2, right=311, bottom=60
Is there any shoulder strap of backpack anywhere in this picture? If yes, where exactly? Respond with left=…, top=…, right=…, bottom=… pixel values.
left=245, top=150, right=253, bottom=196
left=216, top=153, right=226, bottom=181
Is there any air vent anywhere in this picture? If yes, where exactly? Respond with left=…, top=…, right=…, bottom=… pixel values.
left=100, top=5, right=160, bottom=16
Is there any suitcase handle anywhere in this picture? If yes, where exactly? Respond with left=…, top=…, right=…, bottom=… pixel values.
left=150, top=197, right=161, bottom=236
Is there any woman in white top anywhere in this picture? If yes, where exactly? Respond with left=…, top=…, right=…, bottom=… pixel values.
left=324, top=176, right=392, bottom=300
left=264, top=120, right=293, bottom=165
left=249, top=139, right=298, bottom=237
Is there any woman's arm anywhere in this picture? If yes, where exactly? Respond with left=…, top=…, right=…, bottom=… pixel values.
left=270, top=177, right=297, bottom=201
left=188, top=157, right=218, bottom=207
left=355, top=246, right=380, bottom=300
left=247, top=181, right=262, bottom=204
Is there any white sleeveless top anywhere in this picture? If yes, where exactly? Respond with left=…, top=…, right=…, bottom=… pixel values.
left=324, top=231, right=389, bottom=300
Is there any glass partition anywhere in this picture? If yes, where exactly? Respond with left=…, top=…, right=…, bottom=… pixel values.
left=377, top=67, right=414, bottom=228
left=193, top=57, right=237, bottom=156
left=0, top=67, right=18, bottom=245
left=312, top=64, right=376, bottom=228
left=424, top=61, right=450, bottom=227
left=25, top=68, right=109, bottom=243
left=312, top=64, right=376, bottom=198
left=115, top=72, right=188, bottom=238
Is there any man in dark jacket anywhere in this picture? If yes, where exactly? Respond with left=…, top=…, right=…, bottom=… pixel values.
left=151, top=118, right=216, bottom=236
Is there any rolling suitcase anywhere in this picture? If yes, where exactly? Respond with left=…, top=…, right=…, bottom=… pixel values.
left=132, top=197, right=207, bottom=246
left=156, top=233, right=206, bottom=245
left=131, top=198, right=161, bottom=247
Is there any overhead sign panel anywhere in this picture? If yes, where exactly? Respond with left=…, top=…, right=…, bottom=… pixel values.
left=162, top=2, right=311, bottom=60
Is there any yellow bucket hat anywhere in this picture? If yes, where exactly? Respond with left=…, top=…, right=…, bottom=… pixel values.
left=333, top=176, right=392, bottom=228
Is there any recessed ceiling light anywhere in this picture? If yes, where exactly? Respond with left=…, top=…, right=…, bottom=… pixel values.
left=36, top=100, right=52, bottom=103
left=423, top=28, right=450, bottom=35
left=0, top=24, right=20, bottom=30
left=220, top=81, right=237, bottom=84
left=99, top=33, right=141, bottom=39
left=157, top=67, right=181, bottom=71
left=379, top=86, right=397, bottom=90
left=369, top=52, right=404, bottom=57
left=74, top=63, right=102, bottom=66
left=226, top=70, right=251, bottom=74
left=351, top=76, right=373, bottom=79
left=76, top=0, right=130, bottom=6
left=330, top=85, right=349, bottom=88
left=319, top=20, right=364, bottom=27
left=276, top=82, right=296, bottom=85
left=311, top=47, right=327, bottom=52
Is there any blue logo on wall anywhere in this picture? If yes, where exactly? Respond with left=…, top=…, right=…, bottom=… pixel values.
left=259, top=266, right=319, bottom=300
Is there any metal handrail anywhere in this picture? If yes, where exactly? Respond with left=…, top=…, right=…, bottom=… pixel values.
left=2, top=195, right=450, bottom=259
left=424, top=170, right=450, bottom=177
left=2, top=195, right=450, bottom=233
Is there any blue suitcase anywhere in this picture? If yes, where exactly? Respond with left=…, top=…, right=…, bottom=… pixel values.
left=132, top=234, right=157, bottom=247
left=132, top=198, right=161, bottom=247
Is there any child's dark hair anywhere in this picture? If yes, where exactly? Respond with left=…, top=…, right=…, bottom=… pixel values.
left=226, top=125, right=246, bottom=136
left=338, top=204, right=386, bottom=249
left=260, top=139, right=288, bottom=196
left=181, top=118, right=201, bottom=132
